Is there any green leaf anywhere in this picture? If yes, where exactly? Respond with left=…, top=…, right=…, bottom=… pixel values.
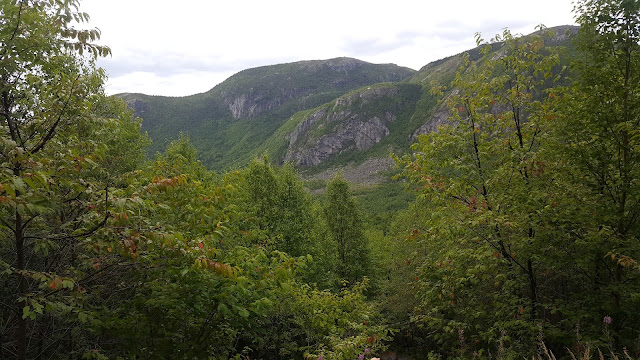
left=217, top=303, right=230, bottom=316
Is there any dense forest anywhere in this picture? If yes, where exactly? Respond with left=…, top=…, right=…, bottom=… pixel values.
left=1, top=0, right=639, bottom=359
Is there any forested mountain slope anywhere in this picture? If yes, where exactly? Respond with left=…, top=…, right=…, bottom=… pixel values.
left=124, top=26, right=578, bottom=176
left=120, top=58, right=414, bottom=169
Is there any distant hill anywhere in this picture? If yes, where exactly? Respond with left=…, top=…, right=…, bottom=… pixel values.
left=119, top=57, right=415, bottom=170
left=259, top=26, right=578, bottom=174
left=121, top=26, right=578, bottom=176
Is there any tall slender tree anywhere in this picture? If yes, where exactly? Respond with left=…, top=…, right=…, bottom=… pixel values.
left=323, top=175, right=371, bottom=285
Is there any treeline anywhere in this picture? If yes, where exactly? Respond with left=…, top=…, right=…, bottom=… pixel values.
left=1, top=0, right=639, bottom=359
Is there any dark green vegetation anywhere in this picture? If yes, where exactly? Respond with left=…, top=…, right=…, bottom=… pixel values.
left=2, top=0, right=640, bottom=359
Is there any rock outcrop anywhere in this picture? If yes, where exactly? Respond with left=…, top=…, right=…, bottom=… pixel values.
left=284, top=86, right=402, bottom=167
left=224, top=87, right=311, bottom=119
left=125, top=98, right=149, bottom=119
left=303, top=157, right=395, bottom=186
left=410, top=89, right=458, bottom=141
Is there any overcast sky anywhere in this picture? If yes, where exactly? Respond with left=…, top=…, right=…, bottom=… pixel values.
left=80, top=0, right=578, bottom=97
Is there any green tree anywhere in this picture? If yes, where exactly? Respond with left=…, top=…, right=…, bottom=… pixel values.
left=551, top=0, right=640, bottom=346
left=274, top=164, right=315, bottom=256
left=235, top=158, right=315, bottom=257
left=0, top=1, right=118, bottom=358
left=164, top=131, right=198, bottom=164
left=0, top=2, right=397, bottom=358
left=394, top=4, right=640, bottom=353
left=82, top=146, right=389, bottom=359
left=395, top=28, right=566, bottom=356
left=90, top=95, right=150, bottom=177
left=323, top=175, right=371, bottom=285
left=368, top=197, right=430, bottom=353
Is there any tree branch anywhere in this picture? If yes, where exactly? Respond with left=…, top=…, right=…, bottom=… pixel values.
left=2, top=91, right=21, bottom=145
left=30, top=75, right=81, bottom=154
left=23, top=184, right=110, bottom=242
left=0, top=216, right=16, bottom=233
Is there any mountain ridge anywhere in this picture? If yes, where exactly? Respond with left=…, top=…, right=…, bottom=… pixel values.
left=119, top=57, right=416, bottom=169
left=120, top=26, right=578, bottom=176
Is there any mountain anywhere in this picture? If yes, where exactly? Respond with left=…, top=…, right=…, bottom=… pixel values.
left=122, top=26, right=578, bottom=176
left=120, top=57, right=415, bottom=170
left=260, top=25, right=578, bottom=174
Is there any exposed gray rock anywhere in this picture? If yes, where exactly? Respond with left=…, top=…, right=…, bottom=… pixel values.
left=284, top=86, right=402, bottom=167
left=410, top=89, right=458, bottom=141
left=286, top=108, right=327, bottom=146
left=127, top=98, right=149, bottom=119
left=288, top=115, right=390, bottom=167
left=225, top=88, right=310, bottom=119
left=410, top=105, right=450, bottom=141
left=303, top=157, right=396, bottom=186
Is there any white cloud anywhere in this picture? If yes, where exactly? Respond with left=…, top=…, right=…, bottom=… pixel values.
left=81, top=0, right=577, bottom=96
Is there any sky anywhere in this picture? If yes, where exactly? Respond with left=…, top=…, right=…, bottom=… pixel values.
left=80, top=0, right=578, bottom=97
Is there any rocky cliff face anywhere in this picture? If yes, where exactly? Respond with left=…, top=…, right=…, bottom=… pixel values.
left=114, top=27, right=575, bottom=172
left=410, top=89, right=458, bottom=141
left=224, top=87, right=311, bottom=119
left=127, top=98, right=149, bottom=117
left=119, top=96, right=150, bottom=120
left=284, top=86, right=403, bottom=167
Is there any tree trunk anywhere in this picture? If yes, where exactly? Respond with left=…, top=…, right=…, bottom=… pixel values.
left=528, top=259, right=537, bottom=322
left=16, top=209, right=27, bottom=360
left=13, top=162, right=27, bottom=360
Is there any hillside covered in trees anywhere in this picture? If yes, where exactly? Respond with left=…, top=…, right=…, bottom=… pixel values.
left=1, top=0, right=639, bottom=359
